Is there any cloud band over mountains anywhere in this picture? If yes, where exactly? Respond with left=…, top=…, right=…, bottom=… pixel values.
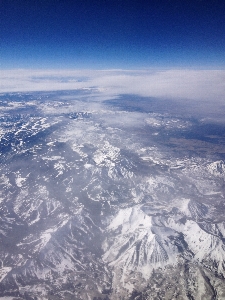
left=1, top=69, right=225, bottom=104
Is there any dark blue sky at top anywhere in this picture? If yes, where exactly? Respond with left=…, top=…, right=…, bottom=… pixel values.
left=1, top=0, right=225, bottom=69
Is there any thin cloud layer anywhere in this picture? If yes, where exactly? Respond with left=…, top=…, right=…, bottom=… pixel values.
left=1, top=69, right=225, bottom=103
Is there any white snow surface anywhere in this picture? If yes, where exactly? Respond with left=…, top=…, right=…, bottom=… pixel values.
left=93, top=141, right=120, bottom=166
left=0, top=267, right=12, bottom=282
left=207, top=160, right=225, bottom=177
left=103, top=206, right=178, bottom=280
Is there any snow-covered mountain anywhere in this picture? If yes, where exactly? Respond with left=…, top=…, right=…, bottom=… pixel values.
left=0, top=91, right=225, bottom=299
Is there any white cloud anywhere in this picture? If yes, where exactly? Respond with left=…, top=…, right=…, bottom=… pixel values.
left=0, top=69, right=225, bottom=104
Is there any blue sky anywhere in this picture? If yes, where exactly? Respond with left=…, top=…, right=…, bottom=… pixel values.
left=1, top=0, right=225, bottom=69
